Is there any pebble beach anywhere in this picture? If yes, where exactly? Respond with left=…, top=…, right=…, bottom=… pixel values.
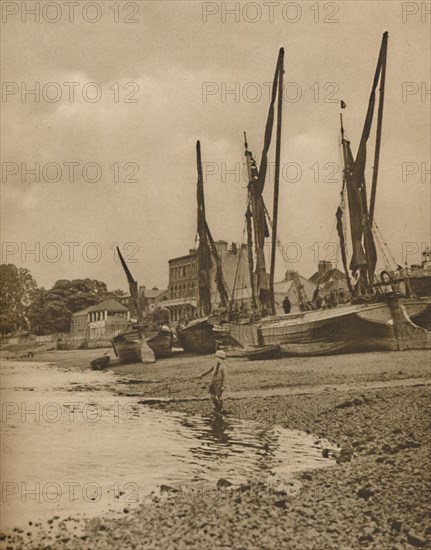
left=1, top=348, right=430, bottom=549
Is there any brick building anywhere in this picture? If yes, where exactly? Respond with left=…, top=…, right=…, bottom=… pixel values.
left=163, top=241, right=251, bottom=321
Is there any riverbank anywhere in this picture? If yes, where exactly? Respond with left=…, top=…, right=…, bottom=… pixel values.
left=1, top=349, right=430, bottom=549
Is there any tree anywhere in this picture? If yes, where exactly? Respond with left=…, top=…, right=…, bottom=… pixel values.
left=0, top=264, right=38, bottom=335
left=104, top=288, right=127, bottom=302
left=27, top=278, right=115, bottom=334
left=26, top=289, right=71, bottom=334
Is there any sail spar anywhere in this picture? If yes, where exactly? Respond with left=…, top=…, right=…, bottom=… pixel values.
left=196, top=140, right=230, bottom=315
left=344, top=31, right=388, bottom=293
left=196, top=140, right=213, bottom=316
left=116, top=247, right=143, bottom=322
left=249, top=47, right=284, bottom=308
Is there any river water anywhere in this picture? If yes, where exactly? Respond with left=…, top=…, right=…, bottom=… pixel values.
left=1, top=361, right=337, bottom=531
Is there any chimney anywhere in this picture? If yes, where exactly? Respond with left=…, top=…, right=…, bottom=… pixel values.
left=318, top=261, right=332, bottom=279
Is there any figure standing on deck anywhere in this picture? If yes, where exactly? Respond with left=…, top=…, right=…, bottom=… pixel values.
left=282, top=296, right=291, bottom=314
left=199, top=350, right=228, bottom=413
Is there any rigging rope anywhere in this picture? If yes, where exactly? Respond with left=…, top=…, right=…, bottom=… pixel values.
left=373, top=220, right=398, bottom=269
left=262, top=203, right=311, bottom=309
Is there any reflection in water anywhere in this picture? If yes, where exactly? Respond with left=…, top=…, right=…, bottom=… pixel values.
left=1, top=362, right=337, bottom=531
left=178, top=412, right=333, bottom=486
left=209, top=414, right=230, bottom=444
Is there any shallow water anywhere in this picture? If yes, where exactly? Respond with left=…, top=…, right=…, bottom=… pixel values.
left=1, top=361, right=336, bottom=531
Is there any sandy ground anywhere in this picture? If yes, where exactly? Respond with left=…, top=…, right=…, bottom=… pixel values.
left=1, top=347, right=430, bottom=549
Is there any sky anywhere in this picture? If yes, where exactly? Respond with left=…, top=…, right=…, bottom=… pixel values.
left=1, top=0, right=430, bottom=292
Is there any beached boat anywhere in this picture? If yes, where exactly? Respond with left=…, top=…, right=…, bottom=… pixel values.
left=217, top=298, right=430, bottom=356
left=143, top=323, right=173, bottom=358
left=404, top=297, right=431, bottom=331
left=177, top=317, right=216, bottom=354
left=112, top=248, right=173, bottom=363
left=405, top=248, right=431, bottom=298
left=398, top=249, right=431, bottom=330
left=111, top=325, right=155, bottom=364
left=214, top=36, right=430, bottom=357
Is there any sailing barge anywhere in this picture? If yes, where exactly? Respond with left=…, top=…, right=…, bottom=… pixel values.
left=111, top=325, right=155, bottom=365
left=111, top=248, right=172, bottom=363
left=214, top=36, right=430, bottom=357
left=177, top=317, right=216, bottom=355
left=177, top=141, right=231, bottom=354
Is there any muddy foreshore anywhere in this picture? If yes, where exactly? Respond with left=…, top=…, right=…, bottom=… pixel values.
left=1, top=348, right=430, bottom=549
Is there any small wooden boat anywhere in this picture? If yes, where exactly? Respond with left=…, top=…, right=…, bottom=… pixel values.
left=90, top=356, right=110, bottom=370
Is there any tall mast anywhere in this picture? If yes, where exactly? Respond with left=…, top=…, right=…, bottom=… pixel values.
left=248, top=47, right=284, bottom=312
left=337, top=113, right=354, bottom=294
left=345, top=32, right=387, bottom=294
left=369, top=31, right=388, bottom=225
left=196, top=140, right=212, bottom=316
left=244, top=132, right=257, bottom=309
left=196, top=140, right=230, bottom=313
left=269, top=47, right=284, bottom=315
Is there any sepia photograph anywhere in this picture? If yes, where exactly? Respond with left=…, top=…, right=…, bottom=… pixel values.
left=1, top=1, right=430, bottom=548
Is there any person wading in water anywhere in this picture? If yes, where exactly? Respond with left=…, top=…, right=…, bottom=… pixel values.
left=199, top=350, right=228, bottom=414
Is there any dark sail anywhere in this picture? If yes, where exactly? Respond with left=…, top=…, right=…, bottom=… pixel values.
left=196, top=140, right=230, bottom=314
left=249, top=47, right=284, bottom=307
left=348, top=33, right=388, bottom=286
left=204, top=219, right=230, bottom=308
left=342, top=137, right=368, bottom=274
left=335, top=205, right=353, bottom=293
left=245, top=203, right=257, bottom=309
left=196, top=141, right=212, bottom=316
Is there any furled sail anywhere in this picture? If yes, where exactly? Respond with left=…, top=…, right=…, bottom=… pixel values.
left=196, top=140, right=212, bottom=316
left=204, top=219, right=230, bottom=308
left=196, top=140, right=230, bottom=314
left=344, top=32, right=388, bottom=292
left=335, top=205, right=353, bottom=293
left=342, top=136, right=368, bottom=273
left=249, top=47, right=284, bottom=308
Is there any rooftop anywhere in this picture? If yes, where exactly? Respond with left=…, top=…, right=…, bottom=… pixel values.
left=309, top=267, right=346, bottom=285
left=143, top=288, right=168, bottom=299
left=72, top=305, right=96, bottom=317
left=86, top=299, right=129, bottom=314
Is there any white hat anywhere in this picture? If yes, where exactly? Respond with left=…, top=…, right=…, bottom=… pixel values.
left=215, top=350, right=226, bottom=360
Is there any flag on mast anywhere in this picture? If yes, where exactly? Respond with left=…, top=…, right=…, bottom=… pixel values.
left=341, top=100, right=347, bottom=109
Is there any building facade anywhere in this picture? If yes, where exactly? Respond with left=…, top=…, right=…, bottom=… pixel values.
left=163, top=250, right=198, bottom=322
left=308, top=261, right=350, bottom=304
left=117, top=286, right=169, bottom=317
left=273, top=270, right=316, bottom=314
left=70, top=299, right=130, bottom=340
left=163, top=241, right=251, bottom=322
left=162, top=242, right=342, bottom=321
